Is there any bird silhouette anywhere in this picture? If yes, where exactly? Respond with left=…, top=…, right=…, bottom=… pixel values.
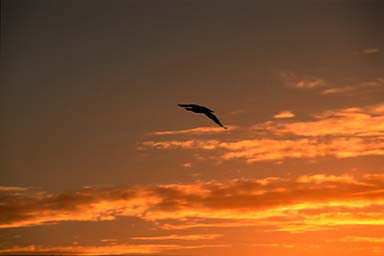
left=178, top=104, right=227, bottom=129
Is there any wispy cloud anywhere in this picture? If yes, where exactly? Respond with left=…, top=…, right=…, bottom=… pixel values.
left=149, top=126, right=238, bottom=136
left=322, top=78, right=384, bottom=95
left=229, top=109, right=245, bottom=115
left=296, top=174, right=366, bottom=185
left=339, top=236, right=384, bottom=243
left=280, top=72, right=327, bottom=89
left=0, top=243, right=227, bottom=255
left=249, top=243, right=296, bottom=248
left=182, top=162, right=193, bottom=168
left=1, top=174, right=384, bottom=234
left=338, top=236, right=384, bottom=244
left=100, top=238, right=119, bottom=243
left=131, top=234, right=223, bottom=241
left=322, top=86, right=355, bottom=95
left=0, top=186, right=28, bottom=192
left=294, top=79, right=327, bottom=89
left=362, top=48, right=380, bottom=54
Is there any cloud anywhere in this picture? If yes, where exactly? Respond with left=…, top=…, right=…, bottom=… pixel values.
left=0, top=186, right=28, bottom=192
left=280, top=72, right=383, bottom=98
left=0, top=243, right=227, bottom=255
left=131, top=234, right=223, bottom=241
left=149, top=126, right=238, bottom=136
left=249, top=243, right=296, bottom=248
left=294, top=79, right=327, bottom=89
left=322, top=86, right=355, bottom=95
left=182, top=162, right=193, bottom=168
left=229, top=109, right=245, bottom=115
left=0, top=244, right=177, bottom=255
left=339, top=236, right=384, bottom=243
left=322, top=78, right=384, bottom=95
left=362, top=48, right=380, bottom=54
left=1, top=174, right=384, bottom=234
left=144, top=138, right=384, bottom=163
left=220, top=137, right=383, bottom=162
left=100, top=238, right=119, bottom=243
left=273, top=111, right=295, bottom=119
left=0, top=187, right=160, bottom=228
left=144, top=103, right=384, bottom=163
left=296, top=174, right=366, bottom=185
left=264, top=103, right=384, bottom=137
left=279, top=72, right=327, bottom=89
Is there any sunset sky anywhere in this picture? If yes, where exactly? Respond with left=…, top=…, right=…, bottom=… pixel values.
left=1, top=1, right=384, bottom=255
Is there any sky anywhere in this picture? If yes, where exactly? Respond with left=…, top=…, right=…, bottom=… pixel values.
left=0, top=0, right=383, bottom=255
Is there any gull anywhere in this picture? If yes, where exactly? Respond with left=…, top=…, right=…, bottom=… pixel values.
left=178, top=104, right=227, bottom=129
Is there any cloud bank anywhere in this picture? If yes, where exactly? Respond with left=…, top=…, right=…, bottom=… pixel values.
left=143, top=103, right=384, bottom=163
left=1, top=173, right=384, bottom=233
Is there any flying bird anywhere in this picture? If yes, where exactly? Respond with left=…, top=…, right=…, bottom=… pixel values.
left=178, top=104, right=227, bottom=129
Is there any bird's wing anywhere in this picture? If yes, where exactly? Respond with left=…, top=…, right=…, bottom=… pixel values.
left=202, top=106, right=214, bottom=112
left=178, top=104, right=199, bottom=108
left=204, top=112, right=226, bottom=128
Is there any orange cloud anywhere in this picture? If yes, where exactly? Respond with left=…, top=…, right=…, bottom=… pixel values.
left=0, top=243, right=227, bottom=255
left=0, top=186, right=28, bottom=192
left=249, top=243, right=296, bottom=248
left=1, top=174, right=384, bottom=234
left=296, top=174, right=364, bottom=185
left=223, top=137, right=384, bottom=162
left=131, top=234, right=223, bottom=241
left=143, top=137, right=384, bottom=163
left=0, top=187, right=161, bottom=228
left=149, top=126, right=238, bottom=136
left=144, top=103, right=384, bottom=163
left=339, top=236, right=384, bottom=243
left=273, top=111, right=295, bottom=119
left=182, top=162, right=193, bottom=168
left=0, top=244, right=172, bottom=255
left=265, top=103, right=384, bottom=137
